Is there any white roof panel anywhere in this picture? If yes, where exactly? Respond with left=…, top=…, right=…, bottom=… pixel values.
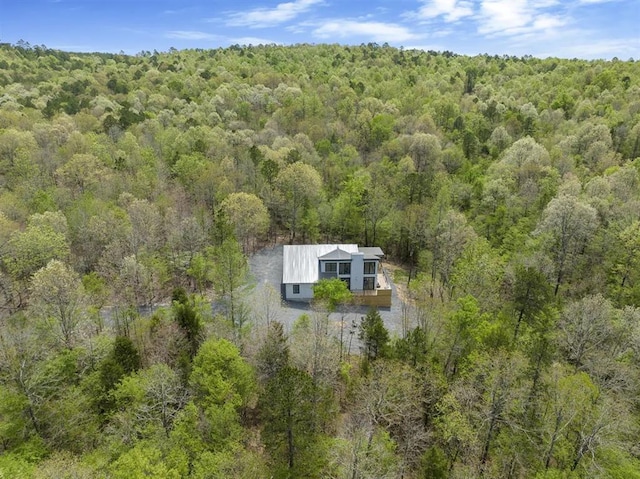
left=358, top=246, right=385, bottom=257
left=283, top=244, right=358, bottom=284
left=318, top=247, right=353, bottom=260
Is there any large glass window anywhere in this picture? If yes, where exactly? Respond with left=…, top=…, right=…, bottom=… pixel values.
left=364, top=261, right=376, bottom=274
left=339, top=262, right=351, bottom=275
left=363, top=277, right=375, bottom=290
left=325, top=262, right=337, bottom=273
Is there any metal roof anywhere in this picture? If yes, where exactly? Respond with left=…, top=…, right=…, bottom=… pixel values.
left=318, top=247, right=354, bottom=260
left=283, top=244, right=358, bottom=284
left=358, top=246, right=385, bottom=258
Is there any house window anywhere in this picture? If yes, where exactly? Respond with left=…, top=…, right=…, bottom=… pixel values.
left=293, top=284, right=300, bottom=294
left=325, top=262, right=337, bottom=273
left=364, top=261, right=376, bottom=274
left=363, top=277, right=375, bottom=290
left=339, top=262, right=351, bottom=275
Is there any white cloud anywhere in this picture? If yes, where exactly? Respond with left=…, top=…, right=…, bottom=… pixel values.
left=312, top=20, right=421, bottom=43
left=477, top=0, right=531, bottom=35
left=476, top=0, right=566, bottom=36
left=165, top=31, right=218, bottom=41
left=413, top=0, right=475, bottom=22
left=163, top=8, right=197, bottom=15
left=226, top=0, right=324, bottom=28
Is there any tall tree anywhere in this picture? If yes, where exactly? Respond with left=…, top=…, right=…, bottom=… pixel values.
left=212, top=239, right=249, bottom=332
left=29, top=260, right=86, bottom=349
left=510, top=265, right=554, bottom=341
left=219, top=192, right=270, bottom=253
left=359, top=307, right=390, bottom=363
left=274, top=162, right=323, bottom=242
left=535, top=194, right=598, bottom=296
left=255, top=321, right=289, bottom=384
left=260, top=366, right=328, bottom=477
left=111, top=363, right=187, bottom=439
left=557, top=294, right=615, bottom=371
left=171, top=287, right=203, bottom=360
left=5, top=221, right=70, bottom=284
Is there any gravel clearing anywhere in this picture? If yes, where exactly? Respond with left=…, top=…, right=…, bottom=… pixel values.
left=247, top=245, right=407, bottom=339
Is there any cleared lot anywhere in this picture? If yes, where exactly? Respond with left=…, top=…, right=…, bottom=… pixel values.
left=247, top=245, right=406, bottom=338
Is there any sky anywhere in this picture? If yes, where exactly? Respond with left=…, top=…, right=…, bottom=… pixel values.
left=1, top=0, right=638, bottom=59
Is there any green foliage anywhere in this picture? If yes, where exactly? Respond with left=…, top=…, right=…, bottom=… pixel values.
left=1, top=42, right=639, bottom=477
left=4, top=223, right=70, bottom=281
left=219, top=192, right=269, bottom=252
left=112, top=336, right=141, bottom=375
left=111, top=363, right=185, bottom=439
left=0, top=386, right=29, bottom=451
left=110, top=443, right=180, bottom=479
left=255, top=321, right=289, bottom=384
left=172, top=287, right=202, bottom=358
left=420, top=446, right=449, bottom=479
left=94, top=336, right=141, bottom=415
left=312, top=278, right=353, bottom=312
left=0, top=452, right=36, bottom=479
left=511, top=265, right=554, bottom=340
left=190, top=338, right=255, bottom=409
left=260, top=366, right=328, bottom=477
left=359, top=307, right=390, bottom=362
left=393, top=326, right=429, bottom=367
left=211, top=239, right=250, bottom=330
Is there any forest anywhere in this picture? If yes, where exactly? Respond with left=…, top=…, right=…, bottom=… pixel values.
left=0, top=41, right=639, bottom=478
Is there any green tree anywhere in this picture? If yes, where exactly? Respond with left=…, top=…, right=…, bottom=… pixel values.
left=450, top=238, right=504, bottom=313
left=312, top=278, right=353, bottom=313
left=172, top=287, right=203, bottom=359
left=110, top=443, right=180, bottom=479
left=5, top=222, right=69, bottom=282
left=442, top=295, right=499, bottom=378
left=29, top=260, right=86, bottom=349
left=219, top=192, right=270, bottom=253
left=359, top=307, right=389, bottom=362
left=111, top=363, right=187, bottom=439
left=55, top=153, right=110, bottom=197
left=313, top=278, right=353, bottom=361
left=430, top=209, right=476, bottom=298
left=535, top=194, right=598, bottom=296
left=0, top=385, right=29, bottom=451
left=260, top=366, right=328, bottom=477
left=274, top=162, right=323, bottom=242
left=187, top=338, right=255, bottom=455
left=510, top=265, right=554, bottom=341
left=212, top=239, right=249, bottom=331
left=255, top=321, right=289, bottom=384
left=94, top=335, right=141, bottom=416
left=610, top=221, right=640, bottom=305
left=190, top=338, right=255, bottom=410
left=330, top=174, right=366, bottom=242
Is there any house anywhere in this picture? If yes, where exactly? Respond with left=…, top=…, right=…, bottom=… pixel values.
left=282, top=244, right=391, bottom=307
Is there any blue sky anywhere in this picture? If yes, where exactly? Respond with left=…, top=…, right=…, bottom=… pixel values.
left=1, top=0, right=638, bottom=59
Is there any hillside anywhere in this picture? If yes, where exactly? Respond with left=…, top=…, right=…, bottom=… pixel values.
left=1, top=42, right=640, bottom=478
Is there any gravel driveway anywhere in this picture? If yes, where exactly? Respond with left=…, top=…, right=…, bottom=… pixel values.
left=247, top=245, right=406, bottom=339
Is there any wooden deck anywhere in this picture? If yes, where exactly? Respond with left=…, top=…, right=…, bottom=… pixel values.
left=352, top=268, right=392, bottom=307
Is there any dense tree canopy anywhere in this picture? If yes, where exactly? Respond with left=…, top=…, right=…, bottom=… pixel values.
left=1, top=42, right=639, bottom=478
